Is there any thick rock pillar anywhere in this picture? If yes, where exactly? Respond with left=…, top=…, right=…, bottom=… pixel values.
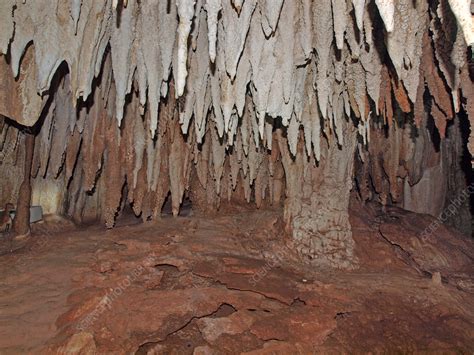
left=279, top=121, right=358, bottom=269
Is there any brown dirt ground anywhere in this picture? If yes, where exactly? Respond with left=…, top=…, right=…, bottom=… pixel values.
left=0, top=201, right=473, bottom=354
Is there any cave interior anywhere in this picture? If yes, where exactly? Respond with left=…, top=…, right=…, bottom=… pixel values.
left=0, top=0, right=474, bottom=353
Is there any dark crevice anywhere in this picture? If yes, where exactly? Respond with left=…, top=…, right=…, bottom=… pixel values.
left=377, top=227, right=430, bottom=277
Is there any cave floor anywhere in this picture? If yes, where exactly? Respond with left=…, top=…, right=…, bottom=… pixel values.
left=0, top=203, right=473, bottom=353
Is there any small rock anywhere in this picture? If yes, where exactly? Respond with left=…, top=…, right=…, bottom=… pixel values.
left=144, top=270, right=165, bottom=289
left=145, top=343, right=165, bottom=354
left=193, top=345, right=216, bottom=355
left=60, top=332, right=96, bottom=354
left=432, top=272, right=442, bottom=285
left=99, top=261, right=113, bottom=273
left=197, top=310, right=255, bottom=344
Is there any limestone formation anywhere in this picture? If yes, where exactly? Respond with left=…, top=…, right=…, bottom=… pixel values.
left=0, top=0, right=472, bottom=268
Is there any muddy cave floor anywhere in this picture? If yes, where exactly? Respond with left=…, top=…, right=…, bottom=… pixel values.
left=0, top=201, right=473, bottom=353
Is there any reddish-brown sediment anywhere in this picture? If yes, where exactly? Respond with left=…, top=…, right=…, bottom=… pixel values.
left=0, top=202, right=472, bottom=353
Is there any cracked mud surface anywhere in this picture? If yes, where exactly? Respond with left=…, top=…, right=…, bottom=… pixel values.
left=0, top=201, right=473, bottom=353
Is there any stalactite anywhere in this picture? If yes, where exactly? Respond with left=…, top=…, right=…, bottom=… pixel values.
left=0, top=0, right=14, bottom=55
left=332, top=0, right=348, bottom=50
left=386, top=0, right=427, bottom=103
left=448, top=0, right=474, bottom=46
left=103, top=117, right=125, bottom=228
left=258, top=0, right=284, bottom=37
left=205, top=0, right=221, bottom=63
left=176, top=0, right=196, bottom=97
left=374, top=0, right=394, bottom=32
left=313, top=0, right=334, bottom=120
left=420, top=32, right=454, bottom=136
left=353, top=0, right=366, bottom=32
left=0, top=47, right=45, bottom=127
left=460, top=64, right=474, bottom=167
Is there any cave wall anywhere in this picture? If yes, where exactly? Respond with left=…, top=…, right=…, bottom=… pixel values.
left=355, top=112, right=472, bottom=236
left=0, top=0, right=473, bottom=268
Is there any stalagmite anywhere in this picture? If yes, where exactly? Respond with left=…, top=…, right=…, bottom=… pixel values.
left=13, top=133, right=35, bottom=236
